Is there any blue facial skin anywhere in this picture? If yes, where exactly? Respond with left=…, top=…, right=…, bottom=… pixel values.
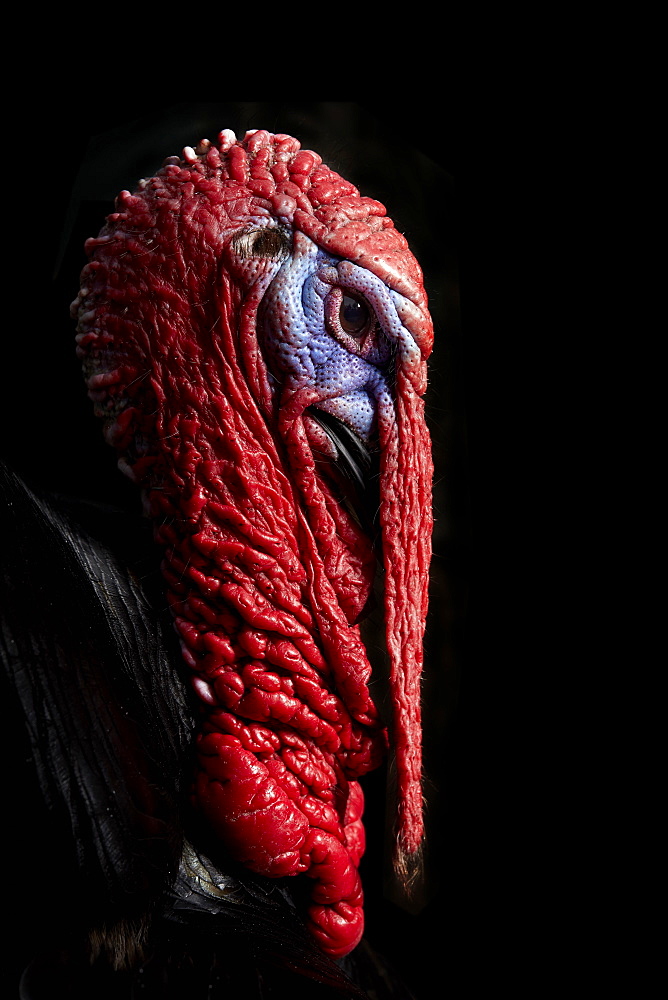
left=258, top=231, right=419, bottom=448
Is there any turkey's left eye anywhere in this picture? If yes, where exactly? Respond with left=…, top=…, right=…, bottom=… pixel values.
left=339, top=294, right=369, bottom=336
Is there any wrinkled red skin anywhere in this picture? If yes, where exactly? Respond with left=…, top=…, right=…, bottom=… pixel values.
left=72, top=130, right=433, bottom=957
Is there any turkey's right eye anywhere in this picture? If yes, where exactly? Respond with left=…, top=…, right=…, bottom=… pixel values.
left=251, top=229, right=287, bottom=258
left=232, top=226, right=290, bottom=261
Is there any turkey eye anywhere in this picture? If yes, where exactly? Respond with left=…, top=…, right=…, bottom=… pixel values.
left=251, top=229, right=287, bottom=258
left=233, top=227, right=290, bottom=261
left=340, top=294, right=369, bottom=336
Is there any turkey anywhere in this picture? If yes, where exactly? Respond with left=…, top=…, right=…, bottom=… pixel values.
left=1, top=115, right=464, bottom=998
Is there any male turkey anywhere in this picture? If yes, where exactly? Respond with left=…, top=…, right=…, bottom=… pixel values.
left=3, top=125, right=438, bottom=998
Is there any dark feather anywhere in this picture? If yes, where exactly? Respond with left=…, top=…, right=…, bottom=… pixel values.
left=1, top=462, right=416, bottom=997
left=0, top=461, right=192, bottom=916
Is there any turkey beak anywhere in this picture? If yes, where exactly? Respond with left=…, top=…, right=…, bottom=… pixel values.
left=306, top=407, right=380, bottom=544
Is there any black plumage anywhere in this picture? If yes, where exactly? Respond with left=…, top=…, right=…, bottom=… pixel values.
left=1, top=462, right=414, bottom=998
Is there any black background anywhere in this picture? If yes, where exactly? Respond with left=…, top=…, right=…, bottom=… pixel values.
left=1, top=99, right=561, bottom=996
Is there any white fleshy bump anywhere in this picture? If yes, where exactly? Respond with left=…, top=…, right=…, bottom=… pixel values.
left=218, top=129, right=237, bottom=151
left=183, top=146, right=198, bottom=163
left=116, top=456, right=137, bottom=482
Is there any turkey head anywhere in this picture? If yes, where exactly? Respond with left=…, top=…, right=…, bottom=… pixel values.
left=72, top=128, right=433, bottom=958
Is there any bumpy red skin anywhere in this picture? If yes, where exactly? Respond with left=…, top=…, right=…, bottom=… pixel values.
left=72, top=130, right=433, bottom=957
